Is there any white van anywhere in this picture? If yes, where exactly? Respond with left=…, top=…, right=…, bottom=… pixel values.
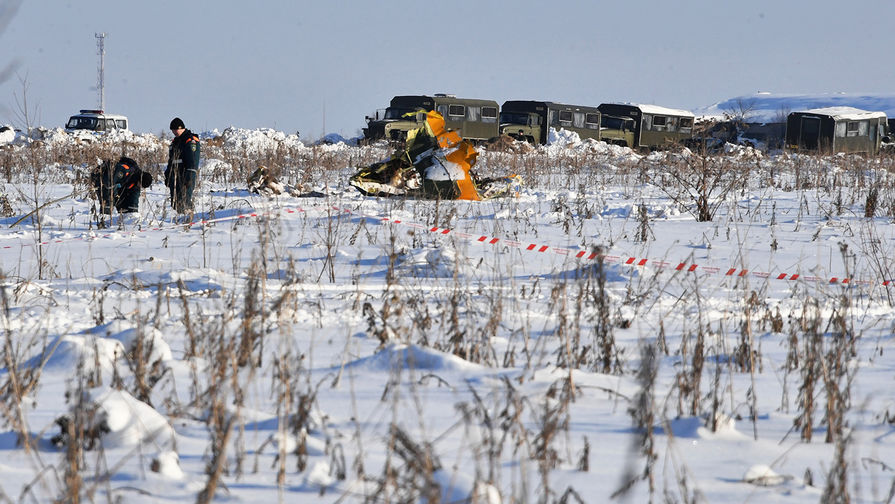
left=65, top=109, right=129, bottom=132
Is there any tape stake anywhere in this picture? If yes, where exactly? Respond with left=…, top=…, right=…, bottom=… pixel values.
left=478, top=236, right=488, bottom=242
left=637, top=258, right=648, bottom=266
left=829, top=277, right=838, bottom=283
left=738, top=270, right=748, bottom=277
left=626, top=257, right=635, bottom=265
left=790, top=274, right=799, bottom=281
left=489, top=238, right=499, bottom=244
left=688, top=264, right=698, bottom=272
left=538, top=245, right=549, bottom=252
left=726, top=268, right=736, bottom=276
left=576, top=251, right=586, bottom=258
left=527, top=244, right=537, bottom=250
left=676, top=263, right=687, bottom=271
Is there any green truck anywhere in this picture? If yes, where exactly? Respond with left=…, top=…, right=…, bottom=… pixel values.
left=363, top=94, right=499, bottom=144
left=785, top=107, right=888, bottom=155
left=499, top=101, right=601, bottom=144
left=597, top=103, right=694, bottom=149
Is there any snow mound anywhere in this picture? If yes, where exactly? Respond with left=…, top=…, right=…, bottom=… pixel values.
left=108, top=326, right=173, bottom=363
left=396, top=247, right=466, bottom=278
left=303, top=460, right=336, bottom=489
left=153, top=450, right=185, bottom=479
left=217, top=126, right=305, bottom=155
left=663, top=414, right=744, bottom=440
left=547, top=127, right=582, bottom=147
left=743, top=464, right=790, bottom=486
left=27, top=334, right=126, bottom=379
left=432, top=468, right=502, bottom=504
left=93, top=388, right=176, bottom=449
left=347, top=343, right=482, bottom=373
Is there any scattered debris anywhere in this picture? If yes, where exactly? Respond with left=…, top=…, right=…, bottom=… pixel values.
left=247, top=165, right=325, bottom=197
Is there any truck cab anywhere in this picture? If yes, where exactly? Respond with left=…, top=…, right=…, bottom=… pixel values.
left=65, top=110, right=129, bottom=133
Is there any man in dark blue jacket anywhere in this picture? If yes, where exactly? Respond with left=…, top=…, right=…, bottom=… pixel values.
left=164, top=117, right=201, bottom=214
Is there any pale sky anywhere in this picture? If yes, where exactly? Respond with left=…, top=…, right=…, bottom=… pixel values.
left=1, top=0, right=893, bottom=140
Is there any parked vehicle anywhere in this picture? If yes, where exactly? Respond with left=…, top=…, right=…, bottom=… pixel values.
left=65, top=109, right=129, bottom=133
left=598, top=103, right=694, bottom=149
left=363, top=95, right=499, bottom=144
left=499, top=101, right=601, bottom=144
left=785, top=107, right=888, bottom=155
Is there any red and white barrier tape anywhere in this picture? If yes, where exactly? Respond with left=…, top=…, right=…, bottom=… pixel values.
left=2, top=201, right=890, bottom=287
left=337, top=205, right=892, bottom=287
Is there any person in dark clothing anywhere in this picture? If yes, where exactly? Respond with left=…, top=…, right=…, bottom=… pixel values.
left=91, top=156, right=152, bottom=216
left=164, top=117, right=201, bottom=214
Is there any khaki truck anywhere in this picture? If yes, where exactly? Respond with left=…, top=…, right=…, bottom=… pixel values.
left=363, top=94, right=499, bottom=144
left=785, top=107, right=888, bottom=155
left=499, top=101, right=601, bottom=144
left=598, top=103, right=694, bottom=150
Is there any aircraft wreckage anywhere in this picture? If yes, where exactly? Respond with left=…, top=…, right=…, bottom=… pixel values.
left=349, top=110, right=521, bottom=200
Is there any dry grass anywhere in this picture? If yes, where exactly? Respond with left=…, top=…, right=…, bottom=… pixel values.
left=0, top=134, right=894, bottom=502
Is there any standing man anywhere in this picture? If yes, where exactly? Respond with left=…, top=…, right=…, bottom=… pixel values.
left=164, top=117, right=201, bottom=215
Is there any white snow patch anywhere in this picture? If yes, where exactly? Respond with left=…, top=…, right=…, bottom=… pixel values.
left=153, top=450, right=185, bottom=479
left=94, top=388, right=176, bottom=449
left=743, top=464, right=790, bottom=486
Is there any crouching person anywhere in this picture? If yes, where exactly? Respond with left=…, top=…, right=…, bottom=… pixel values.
left=91, top=156, right=153, bottom=224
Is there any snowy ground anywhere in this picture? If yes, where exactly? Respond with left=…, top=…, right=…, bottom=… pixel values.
left=1, top=127, right=895, bottom=503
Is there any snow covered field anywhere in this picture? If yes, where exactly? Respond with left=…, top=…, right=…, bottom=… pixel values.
left=1, top=126, right=895, bottom=503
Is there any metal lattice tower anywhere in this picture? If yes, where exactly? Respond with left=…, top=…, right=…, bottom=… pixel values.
left=95, top=32, right=105, bottom=111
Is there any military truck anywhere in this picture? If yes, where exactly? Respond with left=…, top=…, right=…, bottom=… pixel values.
left=597, top=103, right=694, bottom=150
left=363, top=94, right=499, bottom=144
left=785, top=107, right=888, bottom=155
left=499, top=101, right=601, bottom=144
left=65, top=109, right=129, bottom=133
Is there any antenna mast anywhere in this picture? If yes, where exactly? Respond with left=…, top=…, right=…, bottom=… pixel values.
left=95, top=32, right=105, bottom=111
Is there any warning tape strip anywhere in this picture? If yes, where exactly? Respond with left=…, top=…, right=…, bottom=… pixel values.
left=1, top=201, right=890, bottom=287
left=336, top=205, right=892, bottom=287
